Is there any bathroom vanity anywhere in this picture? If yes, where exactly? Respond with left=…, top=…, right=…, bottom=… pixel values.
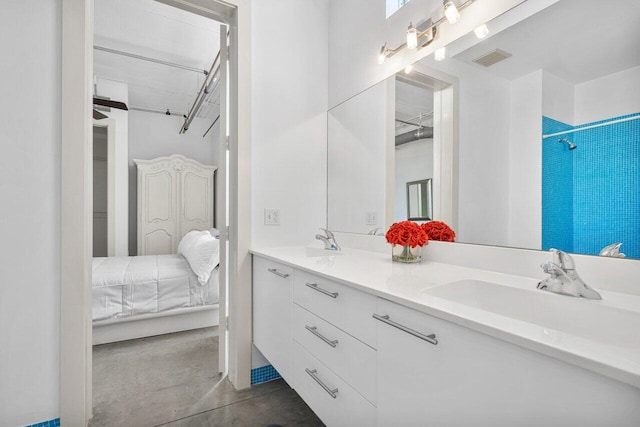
left=252, top=247, right=640, bottom=427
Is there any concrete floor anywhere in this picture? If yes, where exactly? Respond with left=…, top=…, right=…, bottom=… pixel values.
left=90, top=328, right=324, bottom=427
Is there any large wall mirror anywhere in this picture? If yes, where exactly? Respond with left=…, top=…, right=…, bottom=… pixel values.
left=327, top=0, right=640, bottom=259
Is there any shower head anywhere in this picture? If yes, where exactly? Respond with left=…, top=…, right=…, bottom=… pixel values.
left=558, top=138, right=577, bottom=150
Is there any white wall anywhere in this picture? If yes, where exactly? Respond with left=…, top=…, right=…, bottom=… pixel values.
left=250, top=0, right=328, bottom=248
left=575, top=65, right=640, bottom=124
left=395, top=139, right=434, bottom=222
left=128, top=110, right=218, bottom=254
left=95, top=77, right=129, bottom=256
left=0, top=1, right=61, bottom=425
left=507, top=70, right=543, bottom=249
left=542, top=71, right=575, bottom=126
left=328, top=80, right=389, bottom=234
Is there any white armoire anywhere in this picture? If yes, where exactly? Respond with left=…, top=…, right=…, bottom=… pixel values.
left=134, top=154, right=217, bottom=255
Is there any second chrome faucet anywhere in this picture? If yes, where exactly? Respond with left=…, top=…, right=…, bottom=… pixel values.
left=537, top=249, right=601, bottom=300
left=316, top=228, right=341, bottom=251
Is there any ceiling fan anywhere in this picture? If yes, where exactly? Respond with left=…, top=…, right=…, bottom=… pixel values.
left=93, top=97, right=129, bottom=120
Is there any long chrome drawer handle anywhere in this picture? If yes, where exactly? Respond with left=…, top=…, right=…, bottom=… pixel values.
left=305, top=282, right=338, bottom=299
left=305, top=325, right=339, bottom=348
left=373, top=313, right=438, bottom=345
left=268, top=268, right=289, bottom=279
left=305, top=368, right=338, bottom=398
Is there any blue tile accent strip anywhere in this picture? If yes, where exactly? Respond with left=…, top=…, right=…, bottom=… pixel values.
left=24, top=418, right=60, bottom=427
left=542, top=113, right=640, bottom=258
left=251, top=365, right=281, bottom=385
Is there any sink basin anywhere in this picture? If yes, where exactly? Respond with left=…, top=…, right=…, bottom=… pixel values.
left=423, top=280, right=640, bottom=347
left=304, top=247, right=343, bottom=257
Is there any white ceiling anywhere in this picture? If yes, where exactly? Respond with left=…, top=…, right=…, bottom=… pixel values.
left=94, top=0, right=221, bottom=119
left=453, top=0, right=640, bottom=84
left=396, top=79, right=434, bottom=135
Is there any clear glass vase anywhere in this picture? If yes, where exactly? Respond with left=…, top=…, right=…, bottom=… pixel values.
left=392, top=244, right=422, bottom=263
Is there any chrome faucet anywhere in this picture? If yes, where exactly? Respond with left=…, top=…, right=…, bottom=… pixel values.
left=537, top=249, right=601, bottom=300
left=315, top=228, right=341, bottom=251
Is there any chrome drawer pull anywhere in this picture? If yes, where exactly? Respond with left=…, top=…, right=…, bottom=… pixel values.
left=305, top=282, right=338, bottom=299
left=305, top=368, right=338, bottom=398
left=268, top=268, right=289, bottom=279
left=305, top=325, right=339, bottom=348
left=373, top=313, right=438, bottom=345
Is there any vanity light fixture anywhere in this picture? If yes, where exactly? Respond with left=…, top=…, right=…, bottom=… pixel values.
left=378, top=43, right=390, bottom=64
left=407, top=22, right=418, bottom=49
left=434, top=47, right=446, bottom=61
left=376, top=0, right=475, bottom=65
left=443, top=1, right=461, bottom=24
left=474, top=23, right=489, bottom=39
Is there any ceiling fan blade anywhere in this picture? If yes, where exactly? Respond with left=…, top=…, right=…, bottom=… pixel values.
left=93, top=97, right=129, bottom=111
left=93, top=109, right=108, bottom=120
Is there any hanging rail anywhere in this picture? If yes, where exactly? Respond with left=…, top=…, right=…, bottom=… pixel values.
left=180, top=50, right=221, bottom=134
left=542, top=115, right=640, bottom=139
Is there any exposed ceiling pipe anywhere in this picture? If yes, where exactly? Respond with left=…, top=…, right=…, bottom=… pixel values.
left=395, top=126, right=433, bottom=146
left=130, top=106, right=186, bottom=117
left=94, top=45, right=208, bottom=75
left=180, top=50, right=221, bottom=134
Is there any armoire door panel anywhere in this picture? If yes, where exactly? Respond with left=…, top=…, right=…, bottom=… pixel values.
left=144, top=229, right=173, bottom=255
left=182, top=172, right=210, bottom=222
left=145, top=170, right=174, bottom=223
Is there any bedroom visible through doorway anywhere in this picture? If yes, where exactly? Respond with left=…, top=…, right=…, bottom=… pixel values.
left=89, top=0, right=230, bottom=423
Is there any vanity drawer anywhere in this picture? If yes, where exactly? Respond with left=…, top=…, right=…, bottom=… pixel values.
left=253, top=256, right=294, bottom=383
left=293, top=304, right=377, bottom=405
left=294, top=270, right=377, bottom=348
left=293, top=341, right=376, bottom=427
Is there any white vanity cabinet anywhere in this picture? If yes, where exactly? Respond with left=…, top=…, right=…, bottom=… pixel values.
left=375, top=298, right=640, bottom=427
left=252, top=257, right=294, bottom=383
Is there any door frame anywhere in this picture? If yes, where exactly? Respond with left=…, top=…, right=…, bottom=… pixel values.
left=92, top=119, right=117, bottom=257
left=60, top=0, right=252, bottom=424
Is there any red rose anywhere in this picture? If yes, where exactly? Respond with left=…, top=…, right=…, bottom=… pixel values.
left=386, top=221, right=428, bottom=248
left=421, top=221, right=456, bottom=242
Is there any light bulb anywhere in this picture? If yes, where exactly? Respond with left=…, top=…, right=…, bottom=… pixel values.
left=474, top=24, right=489, bottom=39
left=434, top=47, right=446, bottom=61
left=378, top=44, right=388, bottom=64
left=443, top=1, right=461, bottom=24
left=404, top=63, right=413, bottom=74
left=407, top=22, right=418, bottom=49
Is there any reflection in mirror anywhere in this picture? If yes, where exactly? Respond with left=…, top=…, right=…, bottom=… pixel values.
left=327, top=0, right=640, bottom=260
left=407, top=179, right=433, bottom=221
left=328, top=71, right=450, bottom=235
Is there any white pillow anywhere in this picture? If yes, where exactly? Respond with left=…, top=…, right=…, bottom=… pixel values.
left=178, top=230, right=220, bottom=285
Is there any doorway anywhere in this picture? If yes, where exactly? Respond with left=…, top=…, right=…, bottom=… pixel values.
left=60, top=0, right=249, bottom=424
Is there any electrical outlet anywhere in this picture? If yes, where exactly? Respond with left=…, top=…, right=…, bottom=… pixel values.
left=365, top=211, right=377, bottom=226
left=264, top=208, right=281, bottom=226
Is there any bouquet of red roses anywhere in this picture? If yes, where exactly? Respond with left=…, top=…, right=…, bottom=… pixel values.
left=385, top=221, right=429, bottom=248
left=421, top=221, right=456, bottom=242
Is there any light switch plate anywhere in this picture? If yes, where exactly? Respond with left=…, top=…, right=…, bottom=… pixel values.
left=264, top=208, right=281, bottom=226
left=365, top=211, right=377, bottom=226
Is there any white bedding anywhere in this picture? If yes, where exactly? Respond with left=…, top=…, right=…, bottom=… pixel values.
left=92, top=254, right=219, bottom=322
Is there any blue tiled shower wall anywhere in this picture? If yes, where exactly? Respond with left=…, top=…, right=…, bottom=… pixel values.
left=25, top=418, right=60, bottom=427
left=542, top=113, right=640, bottom=258
left=251, top=364, right=281, bottom=384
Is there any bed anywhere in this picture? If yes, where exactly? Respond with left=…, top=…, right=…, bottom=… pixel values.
left=92, top=230, right=220, bottom=345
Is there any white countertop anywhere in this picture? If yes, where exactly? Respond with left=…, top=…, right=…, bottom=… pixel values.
left=250, top=246, right=640, bottom=389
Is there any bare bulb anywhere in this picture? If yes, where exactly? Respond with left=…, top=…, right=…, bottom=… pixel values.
left=407, top=22, right=418, bottom=49
left=443, top=1, right=461, bottom=24
left=434, top=47, right=446, bottom=61
left=404, top=63, right=413, bottom=74
left=474, top=24, right=489, bottom=39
